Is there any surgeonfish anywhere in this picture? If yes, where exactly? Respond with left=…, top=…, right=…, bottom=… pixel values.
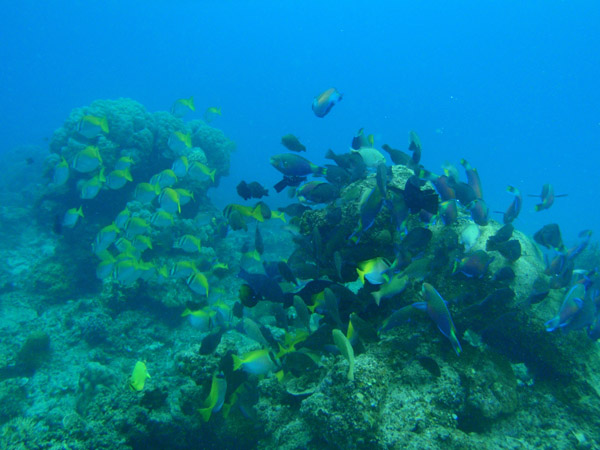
left=125, top=217, right=151, bottom=238
left=150, top=210, right=174, bottom=228
left=132, top=234, right=152, bottom=252
left=114, top=156, right=134, bottom=171
left=413, top=283, right=462, bottom=356
left=181, top=307, right=215, bottom=331
left=128, top=361, right=150, bottom=391
left=93, top=223, right=120, bottom=255
left=170, top=260, right=198, bottom=279
left=199, top=372, right=227, bottom=422
left=175, top=188, right=194, bottom=206
left=204, top=107, right=222, bottom=123
left=72, top=146, right=103, bottom=173
left=312, top=87, right=343, bottom=118
left=52, top=157, right=69, bottom=186
left=77, top=115, right=109, bottom=139
left=170, top=96, right=195, bottom=117
left=408, top=131, right=422, bottom=164
left=62, top=206, right=84, bottom=229
left=187, top=272, right=209, bottom=296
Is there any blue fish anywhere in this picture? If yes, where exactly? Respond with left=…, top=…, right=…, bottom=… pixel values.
left=545, top=284, right=585, bottom=332
left=312, top=87, right=343, bottom=118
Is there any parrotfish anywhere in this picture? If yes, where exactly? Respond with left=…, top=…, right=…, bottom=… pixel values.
left=460, top=159, right=483, bottom=200
left=372, top=273, right=409, bottom=306
left=270, top=153, right=325, bottom=177
left=312, top=87, right=343, bottom=118
left=77, top=115, right=109, bottom=139
left=350, top=184, right=384, bottom=243
left=297, top=181, right=339, bottom=204
left=468, top=199, right=489, bottom=226
left=530, top=183, right=567, bottom=212
left=438, top=199, right=458, bottom=225
left=281, top=134, right=307, bottom=152
left=502, top=185, right=522, bottom=224
left=413, top=283, right=462, bottom=356
left=351, top=128, right=374, bottom=150
left=545, top=284, right=585, bottom=332
left=453, top=250, right=493, bottom=278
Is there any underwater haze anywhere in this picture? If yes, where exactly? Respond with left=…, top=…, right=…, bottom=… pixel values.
left=2, top=1, right=600, bottom=449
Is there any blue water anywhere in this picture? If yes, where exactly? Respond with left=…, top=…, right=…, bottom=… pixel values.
left=1, top=0, right=599, bottom=242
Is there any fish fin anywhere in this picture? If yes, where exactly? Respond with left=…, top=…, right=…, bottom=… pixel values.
left=232, top=354, right=243, bottom=371
left=198, top=406, right=212, bottom=422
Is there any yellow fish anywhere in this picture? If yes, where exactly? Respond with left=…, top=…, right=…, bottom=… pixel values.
left=158, top=187, right=181, bottom=214
left=167, top=131, right=192, bottom=153
left=129, top=361, right=150, bottom=391
left=106, top=169, right=132, bottom=190
left=199, top=372, right=227, bottom=422
left=188, top=161, right=215, bottom=183
left=77, top=115, right=109, bottom=139
left=203, top=107, right=222, bottom=123
left=72, top=146, right=103, bottom=173
left=62, top=206, right=83, bottom=229
left=171, top=96, right=195, bottom=117
left=52, top=157, right=69, bottom=186
left=134, top=182, right=160, bottom=203
left=114, top=156, right=135, bottom=171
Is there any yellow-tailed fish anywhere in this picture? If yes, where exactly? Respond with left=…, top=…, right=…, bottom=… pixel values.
left=170, top=260, right=198, bottom=279
left=150, top=210, right=174, bottom=228
left=106, top=169, right=132, bottom=190
left=158, top=187, right=181, bottom=214
left=312, top=87, right=343, bottom=118
left=77, top=115, right=109, bottom=139
left=93, top=223, right=120, bottom=254
left=356, top=257, right=391, bottom=285
left=52, top=157, right=69, bottom=186
left=188, top=161, right=215, bottom=183
left=187, top=272, right=209, bottom=296
left=134, top=182, right=160, bottom=203
left=156, top=265, right=169, bottom=283
left=114, top=156, right=134, bottom=171
left=182, top=307, right=215, bottom=331
left=79, top=169, right=105, bottom=199
left=96, top=251, right=116, bottom=280
left=114, top=257, right=141, bottom=285
left=114, top=208, right=131, bottom=230
left=332, top=329, right=355, bottom=381
left=114, top=237, right=137, bottom=254
left=125, top=217, right=150, bottom=238
left=167, top=131, right=192, bottom=153
left=203, top=106, right=222, bottom=123
left=211, top=299, right=232, bottom=324
left=173, top=234, right=202, bottom=253
left=270, top=211, right=286, bottom=223
left=137, top=260, right=157, bottom=281
left=150, top=169, right=178, bottom=190
left=371, top=273, right=409, bottom=306
left=199, top=372, right=227, bottom=422
left=128, top=361, right=150, bottom=391
left=170, top=96, right=195, bottom=117
left=223, top=203, right=265, bottom=222
left=175, top=188, right=194, bottom=206
left=72, top=146, right=103, bottom=173
left=62, top=206, right=83, bottom=229
left=232, top=349, right=278, bottom=375
left=132, top=234, right=152, bottom=252
left=171, top=155, right=189, bottom=178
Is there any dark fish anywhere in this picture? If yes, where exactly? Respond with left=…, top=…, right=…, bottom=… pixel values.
left=381, top=144, right=413, bottom=167
left=452, top=181, right=476, bottom=206
left=529, top=183, right=567, bottom=212
left=417, top=356, right=441, bottom=377
left=255, top=224, right=264, bottom=255
left=238, top=269, right=284, bottom=304
left=350, top=184, right=383, bottom=243
left=376, top=163, right=388, bottom=198
left=351, top=128, right=373, bottom=149
left=270, top=153, right=325, bottom=177
left=277, top=261, right=298, bottom=286
left=312, top=87, right=343, bottom=118
left=402, top=176, right=439, bottom=215
left=278, top=203, right=311, bottom=217
left=565, top=230, right=593, bottom=261
left=379, top=305, right=417, bottom=334
left=389, top=189, right=409, bottom=231
left=460, top=159, right=483, bottom=200
left=527, top=277, right=550, bottom=304
left=274, top=175, right=307, bottom=193
left=324, top=165, right=351, bottom=186
left=349, top=313, right=379, bottom=343
left=325, top=149, right=366, bottom=180
left=199, top=328, right=227, bottom=355
left=490, top=239, right=521, bottom=262
left=493, top=266, right=515, bottom=283
left=438, top=200, right=458, bottom=225
left=293, top=295, right=311, bottom=330
left=533, top=223, right=564, bottom=250
left=453, top=250, right=493, bottom=278
left=323, top=288, right=344, bottom=329
left=254, top=201, right=272, bottom=219
left=468, top=199, right=489, bottom=226
left=502, top=186, right=522, bottom=224
left=487, top=224, right=514, bottom=247
left=281, top=134, right=307, bottom=152
left=297, top=181, right=339, bottom=204
left=418, top=170, right=456, bottom=201
left=408, top=131, right=422, bottom=164
left=247, top=182, right=268, bottom=199
left=239, top=284, right=260, bottom=307
left=236, top=181, right=252, bottom=200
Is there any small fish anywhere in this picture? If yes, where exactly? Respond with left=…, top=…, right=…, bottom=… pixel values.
left=175, top=188, right=194, bottom=206
left=170, top=260, right=198, bottom=279
left=128, top=361, right=150, bottom=391
left=132, top=234, right=152, bottom=252
left=77, top=115, right=109, bottom=139
left=79, top=170, right=105, bottom=199
left=232, top=349, right=279, bottom=375
left=199, top=329, right=227, bottom=356
left=187, top=271, right=209, bottom=296
left=467, top=199, right=489, bottom=226
left=134, top=182, right=160, bottom=203
left=453, top=250, right=494, bottom=278
left=181, top=307, right=215, bottom=331
left=281, top=134, right=306, bottom=152
left=52, top=157, right=69, bottom=186
left=437, top=199, right=458, bottom=225
left=530, top=184, right=567, bottom=212
left=114, top=156, right=134, bottom=171
left=413, top=283, right=462, bottom=356
left=545, top=284, right=585, bottom=332
left=174, top=234, right=202, bottom=253
left=150, top=169, right=178, bottom=190
left=62, top=206, right=84, bottom=229
left=106, top=169, right=132, bottom=190
left=332, top=329, right=355, bottom=381
left=167, top=131, right=193, bottom=153
left=312, top=87, right=343, bottom=118
left=270, top=153, right=325, bottom=177
left=125, top=217, right=150, bottom=238
left=237, top=180, right=268, bottom=200
left=533, top=223, right=564, bottom=250
left=350, top=185, right=383, bottom=243
left=255, top=223, right=264, bottom=255
left=198, top=372, right=227, bottom=422
left=418, top=170, right=456, bottom=202
left=158, top=187, right=181, bottom=214
left=372, top=273, right=409, bottom=306
left=204, top=107, right=222, bottom=123
left=356, top=257, right=390, bottom=285
left=96, top=252, right=116, bottom=280
left=381, top=144, right=413, bottom=167
left=188, top=161, right=216, bottom=183
left=171, top=96, right=195, bottom=117
left=93, top=223, right=120, bottom=254
left=351, top=147, right=386, bottom=168
left=351, top=128, right=374, bottom=150
left=297, top=181, right=339, bottom=204
left=408, top=131, right=422, bottom=163
left=72, top=146, right=103, bottom=173
left=150, top=210, right=174, bottom=228
left=171, top=156, right=189, bottom=178
left=460, top=159, right=483, bottom=200
left=501, top=186, right=522, bottom=224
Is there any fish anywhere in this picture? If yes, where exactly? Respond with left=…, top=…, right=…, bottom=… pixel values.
left=204, top=107, right=222, bottom=123
left=175, top=188, right=194, bottom=206
left=408, top=131, right=422, bottom=164
left=96, top=252, right=116, bottom=280
left=545, top=284, right=585, bottom=332
left=132, top=235, right=152, bottom=252
left=125, top=217, right=150, bottom=238
left=242, top=318, right=269, bottom=347
left=281, top=134, right=307, bottom=152
left=200, top=329, right=227, bottom=356
left=170, top=96, right=195, bottom=117
left=297, top=181, right=339, bottom=204
left=533, top=223, right=564, bottom=250
left=170, top=260, right=198, bottom=279
left=238, top=268, right=284, bottom=303
left=372, top=273, right=409, bottom=306
left=167, top=131, right=193, bottom=153
left=277, top=261, right=298, bottom=286
left=501, top=186, right=522, bottom=224
left=467, top=199, right=489, bottom=226
left=181, top=307, right=215, bottom=331
left=293, top=295, right=311, bottom=330
left=150, top=210, right=174, bottom=228
left=77, top=115, right=109, bottom=139
left=356, top=257, right=390, bottom=285
left=270, top=153, right=325, bottom=177
left=150, top=169, right=178, bottom=189
left=418, top=170, right=456, bottom=202
left=239, top=283, right=260, bottom=307
left=105, top=169, right=132, bottom=190
left=351, top=147, right=386, bottom=168
left=379, top=305, right=418, bottom=334
left=438, top=199, right=458, bottom=225
left=198, top=372, right=227, bottom=422
left=325, top=149, right=366, bottom=180
left=232, top=349, right=279, bottom=375
left=158, top=187, right=181, bottom=214
left=173, top=234, right=202, bottom=253
left=350, top=184, right=384, bottom=243
left=312, top=87, right=343, bottom=118
left=273, top=175, right=308, bottom=193
left=255, top=223, right=264, bottom=255
left=79, top=169, right=105, bottom=199
left=412, top=283, right=462, bottom=356
left=72, top=146, right=103, bottom=173
left=52, top=157, right=69, bottom=186
left=351, top=128, right=374, bottom=150
left=324, top=288, right=344, bottom=329
left=171, top=156, right=189, bottom=177
left=93, top=223, right=120, bottom=255
left=237, top=181, right=268, bottom=200
left=381, top=144, right=413, bottom=167
left=332, top=329, right=355, bottom=381
left=187, top=272, right=209, bottom=296
left=114, top=156, right=134, bottom=171
left=188, top=161, right=216, bottom=183
left=453, top=250, right=494, bottom=278
left=460, top=159, right=483, bottom=200
left=134, top=182, right=160, bottom=203
left=128, top=361, right=150, bottom=391
left=530, top=183, right=567, bottom=212
left=62, top=206, right=84, bottom=229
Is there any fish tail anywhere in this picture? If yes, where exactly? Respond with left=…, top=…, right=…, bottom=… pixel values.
left=232, top=354, right=243, bottom=371
left=198, top=406, right=212, bottom=422
left=372, top=291, right=382, bottom=306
